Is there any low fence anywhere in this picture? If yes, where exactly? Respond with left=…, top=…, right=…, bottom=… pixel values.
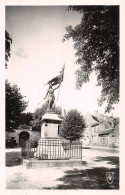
left=21, top=139, right=82, bottom=160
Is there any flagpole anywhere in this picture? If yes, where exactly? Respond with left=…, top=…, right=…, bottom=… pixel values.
left=57, top=64, right=65, bottom=101
left=57, top=84, right=61, bottom=101
left=37, top=98, right=44, bottom=106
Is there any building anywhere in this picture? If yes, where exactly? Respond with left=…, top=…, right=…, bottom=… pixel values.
left=82, top=111, right=103, bottom=146
left=98, top=117, right=119, bottom=147
left=82, top=111, right=119, bottom=148
left=91, top=116, right=119, bottom=147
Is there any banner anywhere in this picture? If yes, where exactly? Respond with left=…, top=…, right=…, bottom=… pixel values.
left=47, top=65, right=65, bottom=86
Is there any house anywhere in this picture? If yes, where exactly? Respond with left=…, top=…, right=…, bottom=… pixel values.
left=82, top=111, right=101, bottom=146
left=82, top=110, right=119, bottom=148
left=98, top=117, right=119, bottom=147
left=91, top=116, right=111, bottom=146
left=91, top=116, right=119, bottom=147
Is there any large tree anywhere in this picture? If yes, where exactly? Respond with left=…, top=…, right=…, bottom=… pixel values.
left=31, top=102, right=62, bottom=131
left=5, top=30, right=12, bottom=69
left=20, top=112, right=33, bottom=126
left=59, top=109, right=86, bottom=141
left=63, top=6, right=119, bottom=112
left=6, top=80, right=28, bottom=131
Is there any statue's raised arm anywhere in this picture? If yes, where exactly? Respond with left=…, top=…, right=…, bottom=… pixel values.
left=44, top=65, right=65, bottom=110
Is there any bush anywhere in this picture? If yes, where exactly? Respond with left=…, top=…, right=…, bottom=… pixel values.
left=59, top=109, right=86, bottom=142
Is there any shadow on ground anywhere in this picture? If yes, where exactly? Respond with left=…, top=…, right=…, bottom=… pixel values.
left=95, top=156, right=119, bottom=166
left=44, top=156, right=119, bottom=189
left=6, top=152, right=22, bottom=167
left=6, top=150, right=119, bottom=190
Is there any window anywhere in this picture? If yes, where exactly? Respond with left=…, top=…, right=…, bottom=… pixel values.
left=103, top=138, right=105, bottom=144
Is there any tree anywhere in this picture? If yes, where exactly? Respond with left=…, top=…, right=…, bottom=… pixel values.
left=5, top=30, right=12, bottom=69
left=63, top=6, right=119, bottom=112
left=20, top=112, right=33, bottom=126
left=59, top=109, right=86, bottom=142
left=6, top=80, right=28, bottom=131
left=31, top=102, right=62, bottom=131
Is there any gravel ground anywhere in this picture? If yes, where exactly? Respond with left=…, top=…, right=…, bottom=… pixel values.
left=6, top=147, right=119, bottom=189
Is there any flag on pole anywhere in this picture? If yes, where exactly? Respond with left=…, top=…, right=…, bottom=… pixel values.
left=47, top=65, right=65, bottom=86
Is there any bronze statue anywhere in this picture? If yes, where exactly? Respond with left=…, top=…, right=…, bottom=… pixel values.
left=44, top=83, right=61, bottom=110
left=36, top=65, right=65, bottom=109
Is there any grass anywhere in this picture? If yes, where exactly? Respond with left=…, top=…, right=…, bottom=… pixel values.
left=6, top=151, right=21, bottom=167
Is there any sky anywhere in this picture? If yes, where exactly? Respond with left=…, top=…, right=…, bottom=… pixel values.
left=6, top=6, right=120, bottom=117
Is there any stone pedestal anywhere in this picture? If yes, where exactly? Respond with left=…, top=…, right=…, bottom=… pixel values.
left=34, top=111, right=69, bottom=159
left=40, top=111, right=62, bottom=139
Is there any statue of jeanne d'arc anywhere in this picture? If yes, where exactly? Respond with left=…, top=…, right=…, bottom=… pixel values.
left=44, top=65, right=65, bottom=110
left=44, top=83, right=60, bottom=110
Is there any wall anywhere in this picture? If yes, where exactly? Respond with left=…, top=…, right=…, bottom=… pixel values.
left=6, top=129, right=41, bottom=145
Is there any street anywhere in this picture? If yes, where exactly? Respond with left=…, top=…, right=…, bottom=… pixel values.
left=6, top=147, right=119, bottom=189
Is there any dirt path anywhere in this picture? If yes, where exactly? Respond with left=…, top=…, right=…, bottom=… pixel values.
left=6, top=148, right=119, bottom=189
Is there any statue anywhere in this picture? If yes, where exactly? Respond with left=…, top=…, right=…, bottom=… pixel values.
left=44, top=83, right=61, bottom=110
left=37, top=65, right=65, bottom=110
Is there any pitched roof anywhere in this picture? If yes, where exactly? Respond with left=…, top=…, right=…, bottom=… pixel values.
left=94, top=111, right=104, bottom=121
left=91, top=116, right=114, bottom=127
left=85, top=112, right=99, bottom=126
left=98, top=128, right=114, bottom=135
left=91, top=122, right=99, bottom=127
left=92, top=115, right=99, bottom=122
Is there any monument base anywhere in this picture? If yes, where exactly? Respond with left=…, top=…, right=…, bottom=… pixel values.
left=40, top=111, right=62, bottom=138
left=23, top=159, right=85, bottom=169
left=21, top=111, right=83, bottom=168
left=33, top=111, right=68, bottom=160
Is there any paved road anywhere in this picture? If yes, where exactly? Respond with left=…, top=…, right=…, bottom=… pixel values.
left=6, top=147, right=119, bottom=189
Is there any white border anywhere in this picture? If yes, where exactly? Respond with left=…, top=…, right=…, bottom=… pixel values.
left=0, top=0, right=125, bottom=195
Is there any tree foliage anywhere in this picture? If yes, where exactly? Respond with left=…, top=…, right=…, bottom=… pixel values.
left=63, top=6, right=119, bottom=112
left=59, top=109, right=86, bottom=141
left=20, top=112, right=33, bottom=126
left=5, top=30, right=12, bottom=69
left=6, top=80, right=28, bottom=131
left=31, top=102, right=62, bottom=131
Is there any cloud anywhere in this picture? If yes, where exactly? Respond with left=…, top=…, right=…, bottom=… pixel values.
left=15, top=52, right=29, bottom=58
left=15, top=48, right=29, bottom=58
